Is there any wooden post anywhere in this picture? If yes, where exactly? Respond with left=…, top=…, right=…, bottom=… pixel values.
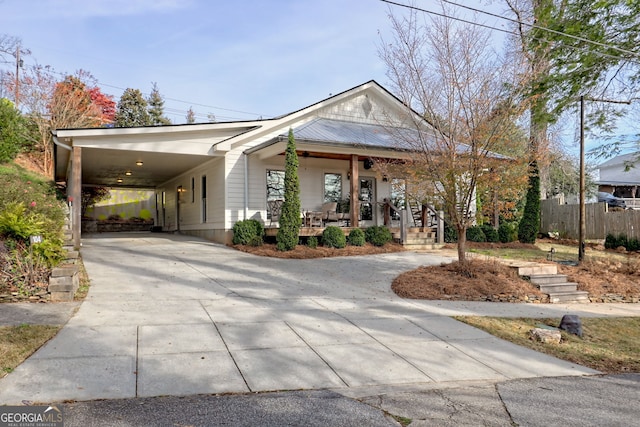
left=72, top=146, right=82, bottom=250
left=350, top=155, right=359, bottom=228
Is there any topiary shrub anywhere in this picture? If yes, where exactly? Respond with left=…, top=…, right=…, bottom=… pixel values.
left=364, top=225, right=393, bottom=247
left=307, top=236, right=318, bottom=248
left=498, top=222, right=518, bottom=243
left=466, top=226, right=486, bottom=242
left=322, top=226, right=346, bottom=248
left=480, top=224, right=499, bottom=243
left=347, top=228, right=366, bottom=246
left=232, top=219, right=264, bottom=246
left=518, top=162, right=540, bottom=243
left=276, top=129, right=302, bottom=251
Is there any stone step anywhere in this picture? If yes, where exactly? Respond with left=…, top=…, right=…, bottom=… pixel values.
left=528, top=274, right=568, bottom=285
left=538, top=282, right=579, bottom=294
left=403, top=243, right=444, bottom=250
left=548, top=291, right=590, bottom=304
left=404, top=237, right=435, bottom=245
left=510, top=263, right=558, bottom=276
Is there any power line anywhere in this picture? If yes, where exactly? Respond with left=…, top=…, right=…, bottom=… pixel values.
left=3, top=58, right=271, bottom=122
left=382, top=0, right=640, bottom=59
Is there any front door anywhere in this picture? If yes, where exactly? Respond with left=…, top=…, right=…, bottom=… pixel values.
left=359, top=177, right=375, bottom=224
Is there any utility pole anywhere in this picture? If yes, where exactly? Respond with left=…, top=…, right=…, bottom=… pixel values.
left=578, top=96, right=631, bottom=263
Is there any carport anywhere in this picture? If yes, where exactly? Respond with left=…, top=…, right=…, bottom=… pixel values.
left=52, top=122, right=260, bottom=248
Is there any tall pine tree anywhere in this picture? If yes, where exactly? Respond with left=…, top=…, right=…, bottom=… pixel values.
left=115, top=88, right=151, bottom=127
left=276, top=128, right=301, bottom=251
left=147, top=82, right=171, bottom=125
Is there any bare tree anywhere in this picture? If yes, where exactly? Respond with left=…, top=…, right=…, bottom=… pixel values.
left=379, top=4, right=530, bottom=263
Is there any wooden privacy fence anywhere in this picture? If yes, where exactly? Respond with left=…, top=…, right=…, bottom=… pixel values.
left=540, top=198, right=640, bottom=240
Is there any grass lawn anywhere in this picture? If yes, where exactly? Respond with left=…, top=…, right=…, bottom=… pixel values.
left=0, top=325, right=61, bottom=377
left=457, top=316, right=640, bottom=374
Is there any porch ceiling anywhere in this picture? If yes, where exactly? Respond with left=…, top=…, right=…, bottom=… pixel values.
left=60, top=146, right=213, bottom=188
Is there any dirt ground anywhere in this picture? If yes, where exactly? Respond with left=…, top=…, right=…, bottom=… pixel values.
left=235, top=241, right=640, bottom=302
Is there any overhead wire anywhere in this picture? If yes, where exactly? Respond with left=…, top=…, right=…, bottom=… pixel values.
left=380, top=0, right=640, bottom=63
left=3, top=57, right=271, bottom=122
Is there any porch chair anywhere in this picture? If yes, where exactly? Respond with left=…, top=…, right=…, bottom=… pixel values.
left=321, top=202, right=339, bottom=226
left=267, top=199, right=283, bottom=227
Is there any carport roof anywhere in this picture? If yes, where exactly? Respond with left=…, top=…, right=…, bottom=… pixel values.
left=53, top=121, right=263, bottom=188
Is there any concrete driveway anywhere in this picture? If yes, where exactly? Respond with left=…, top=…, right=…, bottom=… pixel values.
left=0, top=233, right=598, bottom=404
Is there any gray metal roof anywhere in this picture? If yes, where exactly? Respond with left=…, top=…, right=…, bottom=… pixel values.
left=271, top=118, right=509, bottom=159
left=289, top=118, right=417, bottom=150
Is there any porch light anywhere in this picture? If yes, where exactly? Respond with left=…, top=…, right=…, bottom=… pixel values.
left=117, top=178, right=123, bottom=183
left=136, top=161, right=143, bottom=166
left=125, top=171, right=132, bottom=176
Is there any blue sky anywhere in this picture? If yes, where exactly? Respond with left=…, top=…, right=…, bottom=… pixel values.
left=1, top=0, right=404, bottom=122
left=2, top=0, right=632, bottom=160
left=0, top=0, right=512, bottom=123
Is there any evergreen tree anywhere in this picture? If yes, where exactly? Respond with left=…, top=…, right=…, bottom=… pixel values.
left=0, top=98, right=28, bottom=162
left=276, top=128, right=301, bottom=251
left=518, top=161, right=541, bottom=243
left=147, top=82, right=171, bottom=125
left=114, top=88, right=151, bottom=127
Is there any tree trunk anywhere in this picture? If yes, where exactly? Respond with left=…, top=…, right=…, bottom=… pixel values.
left=456, top=226, right=467, bottom=263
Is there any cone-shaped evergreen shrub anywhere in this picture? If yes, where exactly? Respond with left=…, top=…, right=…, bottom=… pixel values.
left=276, top=129, right=302, bottom=251
left=518, top=162, right=540, bottom=243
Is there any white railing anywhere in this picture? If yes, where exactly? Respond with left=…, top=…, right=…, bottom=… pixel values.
left=622, top=198, right=640, bottom=210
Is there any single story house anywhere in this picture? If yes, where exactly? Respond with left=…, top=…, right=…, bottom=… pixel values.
left=53, top=80, right=445, bottom=248
left=595, top=152, right=640, bottom=209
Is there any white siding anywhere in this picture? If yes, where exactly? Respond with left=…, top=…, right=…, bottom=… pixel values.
left=318, top=92, right=407, bottom=127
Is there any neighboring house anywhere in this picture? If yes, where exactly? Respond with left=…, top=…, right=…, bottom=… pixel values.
left=53, top=81, right=445, bottom=247
left=595, top=152, right=640, bottom=209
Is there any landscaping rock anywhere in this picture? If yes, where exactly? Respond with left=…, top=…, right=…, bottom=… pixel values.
left=559, top=314, right=583, bottom=337
left=530, top=328, right=561, bottom=344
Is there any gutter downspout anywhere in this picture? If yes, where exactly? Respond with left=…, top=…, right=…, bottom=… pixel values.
left=243, top=152, right=249, bottom=220
left=52, top=134, right=72, bottom=151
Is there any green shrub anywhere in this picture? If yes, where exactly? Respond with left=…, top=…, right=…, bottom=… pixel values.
left=322, top=226, right=346, bottom=248
left=347, top=228, right=366, bottom=246
left=466, top=226, right=486, bottom=242
left=604, top=234, right=617, bottom=249
left=232, top=219, right=264, bottom=245
left=0, top=202, right=65, bottom=267
left=518, top=162, right=541, bottom=243
left=276, top=129, right=301, bottom=251
left=307, top=236, right=318, bottom=248
left=626, top=238, right=640, bottom=252
left=480, top=224, right=499, bottom=243
left=498, top=222, right=518, bottom=243
left=364, top=225, right=393, bottom=246
left=444, top=223, right=458, bottom=243
left=0, top=202, right=44, bottom=240
left=605, top=233, right=639, bottom=251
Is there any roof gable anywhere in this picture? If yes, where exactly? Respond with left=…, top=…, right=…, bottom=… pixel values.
left=215, top=80, right=429, bottom=152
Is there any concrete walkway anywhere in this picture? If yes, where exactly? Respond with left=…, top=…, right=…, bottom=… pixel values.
left=2, top=232, right=637, bottom=405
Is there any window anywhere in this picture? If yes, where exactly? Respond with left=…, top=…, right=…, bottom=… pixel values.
left=267, top=170, right=285, bottom=219
left=390, top=179, right=406, bottom=220
left=201, top=175, right=207, bottom=222
left=324, top=173, right=342, bottom=203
